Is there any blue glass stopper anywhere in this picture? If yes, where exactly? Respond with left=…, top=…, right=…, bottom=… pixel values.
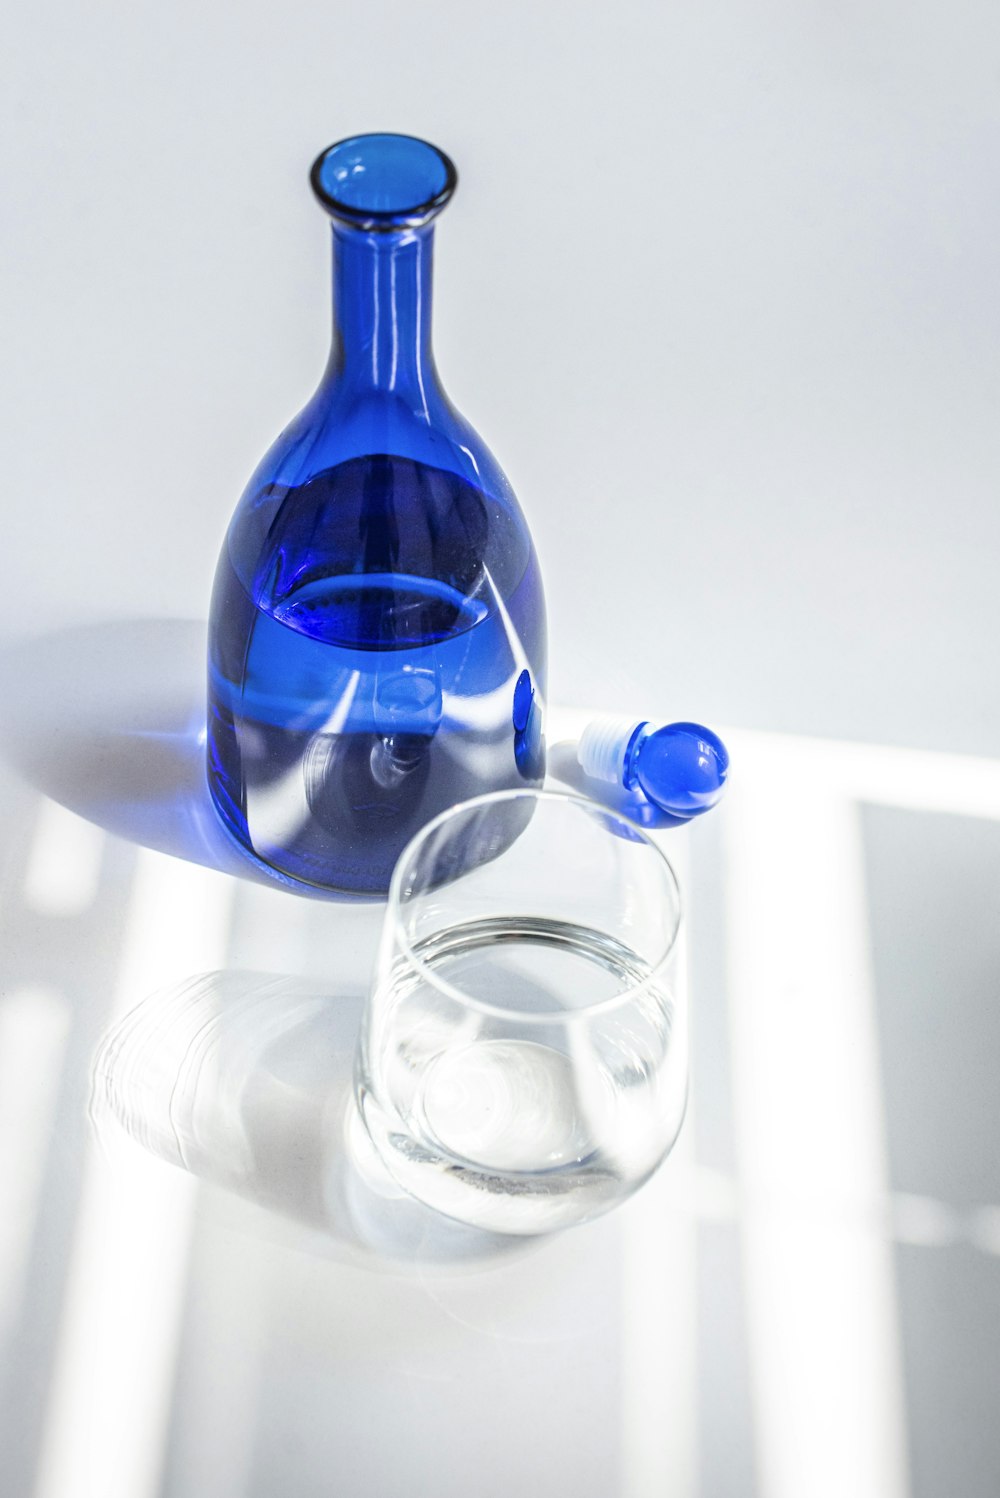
left=578, top=717, right=729, bottom=820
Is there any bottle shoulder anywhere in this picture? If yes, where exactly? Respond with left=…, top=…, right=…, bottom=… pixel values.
left=234, top=376, right=522, bottom=511
left=223, top=426, right=539, bottom=626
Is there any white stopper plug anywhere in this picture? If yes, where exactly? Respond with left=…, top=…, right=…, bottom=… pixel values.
left=577, top=717, right=644, bottom=787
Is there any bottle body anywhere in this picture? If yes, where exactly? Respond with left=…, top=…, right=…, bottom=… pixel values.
left=207, top=445, right=546, bottom=893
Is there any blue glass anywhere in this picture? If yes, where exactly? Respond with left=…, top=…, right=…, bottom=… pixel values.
left=624, top=722, right=729, bottom=819
left=207, top=135, right=547, bottom=894
left=577, top=716, right=729, bottom=821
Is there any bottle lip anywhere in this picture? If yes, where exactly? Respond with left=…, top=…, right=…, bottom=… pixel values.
left=309, top=133, right=458, bottom=232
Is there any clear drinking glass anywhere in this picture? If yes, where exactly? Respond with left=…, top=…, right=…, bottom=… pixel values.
left=354, top=789, right=685, bottom=1234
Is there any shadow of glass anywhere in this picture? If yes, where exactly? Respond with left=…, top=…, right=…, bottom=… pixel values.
left=90, top=969, right=527, bottom=1271
left=0, top=619, right=366, bottom=899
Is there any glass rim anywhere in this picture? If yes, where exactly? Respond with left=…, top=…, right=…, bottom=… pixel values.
left=385, top=787, right=683, bottom=1025
left=310, top=133, right=458, bottom=232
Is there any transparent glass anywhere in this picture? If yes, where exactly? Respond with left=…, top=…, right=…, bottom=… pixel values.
left=355, top=790, right=686, bottom=1235
left=206, top=134, right=547, bottom=894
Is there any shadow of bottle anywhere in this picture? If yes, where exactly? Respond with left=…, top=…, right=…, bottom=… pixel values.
left=0, top=619, right=371, bottom=898
left=0, top=620, right=688, bottom=897
left=90, top=968, right=528, bottom=1271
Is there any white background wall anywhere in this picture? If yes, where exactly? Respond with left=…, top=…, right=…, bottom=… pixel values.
left=3, top=0, right=999, bottom=750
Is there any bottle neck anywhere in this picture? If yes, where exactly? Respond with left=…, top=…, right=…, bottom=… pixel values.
left=330, top=223, right=436, bottom=396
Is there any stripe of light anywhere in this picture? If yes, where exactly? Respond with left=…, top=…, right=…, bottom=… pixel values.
left=619, top=829, right=698, bottom=1498
left=23, top=801, right=105, bottom=917
left=723, top=765, right=910, bottom=1498
left=34, top=849, right=234, bottom=1498
left=245, top=668, right=361, bottom=851
left=0, top=987, right=71, bottom=1344
left=559, top=693, right=699, bottom=1498
left=559, top=715, right=1000, bottom=823
left=723, top=727, right=1000, bottom=821
left=439, top=565, right=540, bottom=735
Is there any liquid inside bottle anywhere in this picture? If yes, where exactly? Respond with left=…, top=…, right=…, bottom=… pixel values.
left=207, top=452, right=546, bottom=893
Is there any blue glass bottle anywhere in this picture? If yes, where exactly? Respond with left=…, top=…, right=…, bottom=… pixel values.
left=207, top=135, right=547, bottom=894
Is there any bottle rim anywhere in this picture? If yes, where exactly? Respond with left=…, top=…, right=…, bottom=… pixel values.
left=310, top=133, right=458, bottom=231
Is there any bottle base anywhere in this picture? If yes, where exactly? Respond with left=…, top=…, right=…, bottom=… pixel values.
left=205, top=763, right=391, bottom=899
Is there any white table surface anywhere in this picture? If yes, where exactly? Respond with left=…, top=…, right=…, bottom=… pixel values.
left=1, top=619, right=998, bottom=1498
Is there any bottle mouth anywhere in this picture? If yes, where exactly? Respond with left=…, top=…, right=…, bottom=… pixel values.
left=310, top=133, right=458, bottom=231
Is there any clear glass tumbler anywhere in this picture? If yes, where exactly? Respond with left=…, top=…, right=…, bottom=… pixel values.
left=354, top=789, right=685, bottom=1234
